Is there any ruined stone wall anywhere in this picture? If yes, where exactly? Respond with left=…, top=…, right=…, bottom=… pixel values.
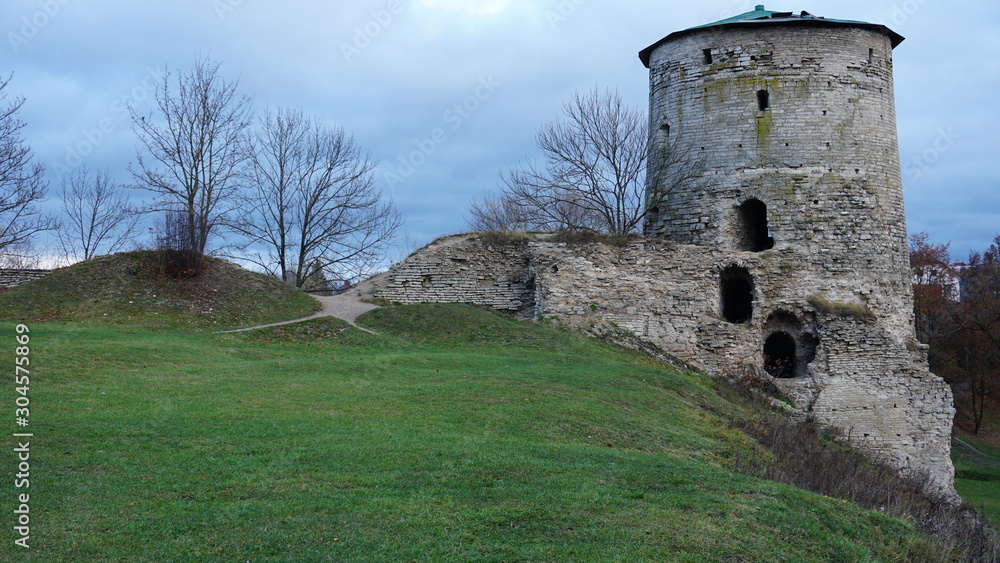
left=368, top=234, right=957, bottom=499
left=369, top=237, right=533, bottom=313
left=808, top=314, right=955, bottom=497
left=0, top=269, right=51, bottom=290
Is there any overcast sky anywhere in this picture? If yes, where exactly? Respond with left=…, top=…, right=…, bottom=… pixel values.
left=2, top=0, right=997, bottom=264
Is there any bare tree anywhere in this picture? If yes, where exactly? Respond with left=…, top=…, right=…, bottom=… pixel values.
left=960, top=235, right=1000, bottom=434
left=466, top=191, right=533, bottom=232
left=909, top=231, right=959, bottom=344
left=229, top=108, right=400, bottom=288
left=0, top=240, right=41, bottom=268
left=129, top=58, right=251, bottom=255
left=57, top=166, right=141, bottom=262
left=490, top=87, right=650, bottom=235
left=0, top=74, right=57, bottom=256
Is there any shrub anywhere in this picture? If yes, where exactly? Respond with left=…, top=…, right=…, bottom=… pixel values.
left=602, top=233, right=642, bottom=247
left=552, top=229, right=603, bottom=244
left=717, top=374, right=999, bottom=561
left=154, top=208, right=204, bottom=279
left=477, top=230, right=534, bottom=247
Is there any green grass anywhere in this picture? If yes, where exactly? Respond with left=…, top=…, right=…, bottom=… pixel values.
left=953, top=435, right=1000, bottom=523
left=0, top=251, right=318, bottom=330
left=0, top=303, right=945, bottom=561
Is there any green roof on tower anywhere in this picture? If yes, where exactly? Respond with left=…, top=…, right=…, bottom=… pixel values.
left=639, top=5, right=905, bottom=68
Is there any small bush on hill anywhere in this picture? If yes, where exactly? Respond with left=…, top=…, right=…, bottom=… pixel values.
left=154, top=208, right=205, bottom=279
left=477, top=230, right=534, bottom=247
left=552, top=229, right=603, bottom=245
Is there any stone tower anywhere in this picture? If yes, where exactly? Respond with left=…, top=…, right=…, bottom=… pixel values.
left=636, top=7, right=958, bottom=499
left=640, top=6, right=913, bottom=338
left=368, top=5, right=959, bottom=501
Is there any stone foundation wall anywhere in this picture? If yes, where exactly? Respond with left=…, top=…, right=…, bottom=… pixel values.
left=368, top=234, right=957, bottom=500
left=0, top=269, right=51, bottom=289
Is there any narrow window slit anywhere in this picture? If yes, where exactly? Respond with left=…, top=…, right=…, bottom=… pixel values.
left=757, top=90, right=769, bottom=111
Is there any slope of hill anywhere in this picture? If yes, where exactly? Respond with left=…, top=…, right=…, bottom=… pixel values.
left=0, top=251, right=318, bottom=329
left=0, top=297, right=970, bottom=561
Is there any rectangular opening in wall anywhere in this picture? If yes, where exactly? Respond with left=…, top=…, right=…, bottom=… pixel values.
left=757, top=90, right=770, bottom=111
left=868, top=48, right=874, bottom=63
left=703, top=48, right=713, bottom=64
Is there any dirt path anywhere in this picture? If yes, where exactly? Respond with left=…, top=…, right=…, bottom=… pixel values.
left=217, top=279, right=380, bottom=334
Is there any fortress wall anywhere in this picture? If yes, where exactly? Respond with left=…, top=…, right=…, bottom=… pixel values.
left=810, top=314, right=956, bottom=498
left=369, top=237, right=534, bottom=313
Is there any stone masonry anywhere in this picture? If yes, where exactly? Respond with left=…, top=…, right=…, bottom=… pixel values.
left=0, top=269, right=51, bottom=290
left=369, top=7, right=958, bottom=501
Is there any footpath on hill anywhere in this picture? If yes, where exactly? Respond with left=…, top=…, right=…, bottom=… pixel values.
left=218, top=236, right=472, bottom=334
left=217, top=277, right=381, bottom=334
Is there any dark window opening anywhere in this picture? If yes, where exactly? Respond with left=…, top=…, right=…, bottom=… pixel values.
left=736, top=199, right=774, bottom=252
left=660, top=123, right=671, bottom=136
left=703, top=49, right=713, bottom=64
left=764, top=332, right=796, bottom=378
left=721, top=266, right=754, bottom=324
left=868, top=48, right=874, bottom=63
left=757, top=90, right=770, bottom=111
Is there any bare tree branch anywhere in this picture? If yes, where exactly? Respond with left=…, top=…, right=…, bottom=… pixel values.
left=477, top=87, right=652, bottom=235
left=227, top=108, right=400, bottom=288
left=129, top=58, right=252, bottom=254
left=0, top=73, right=57, bottom=256
left=466, top=191, right=537, bottom=232
left=57, top=166, right=141, bottom=262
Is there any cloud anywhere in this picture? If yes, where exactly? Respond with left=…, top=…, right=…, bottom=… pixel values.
left=1, top=0, right=997, bottom=260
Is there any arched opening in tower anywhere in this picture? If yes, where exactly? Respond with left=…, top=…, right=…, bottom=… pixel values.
left=720, top=266, right=754, bottom=324
left=736, top=199, right=774, bottom=252
left=764, top=332, right=797, bottom=378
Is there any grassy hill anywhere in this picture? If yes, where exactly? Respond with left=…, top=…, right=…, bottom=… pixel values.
left=0, top=251, right=318, bottom=330
left=0, top=259, right=991, bottom=560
